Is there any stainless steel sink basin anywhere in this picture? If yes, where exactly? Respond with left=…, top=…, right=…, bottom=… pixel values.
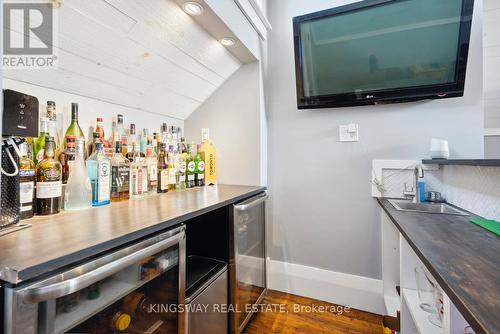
left=388, top=199, right=469, bottom=216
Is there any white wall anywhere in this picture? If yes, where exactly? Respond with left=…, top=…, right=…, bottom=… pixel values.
left=483, top=0, right=500, bottom=157
left=184, top=62, right=262, bottom=186
left=266, top=0, right=483, bottom=288
left=3, top=79, right=183, bottom=141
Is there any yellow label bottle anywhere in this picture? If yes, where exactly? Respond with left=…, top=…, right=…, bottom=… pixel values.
left=200, top=128, right=217, bottom=185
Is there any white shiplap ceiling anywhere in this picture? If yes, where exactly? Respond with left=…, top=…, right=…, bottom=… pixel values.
left=3, top=0, right=242, bottom=120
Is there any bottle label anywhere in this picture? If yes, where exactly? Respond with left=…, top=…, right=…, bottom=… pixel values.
left=37, top=181, right=62, bottom=199
left=197, top=173, right=204, bottom=180
left=36, top=149, right=45, bottom=163
left=188, top=174, right=195, bottom=181
left=98, top=160, right=111, bottom=202
left=198, top=161, right=205, bottom=172
left=20, top=181, right=34, bottom=204
left=160, top=170, right=168, bottom=190
left=179, top=161, right=186, bottom=173
left=148, top=163, right=158, bottom=181
left=112, top=166, right=130, bottom=193
left=133, top=168, right=143, bottom=194
left=142, top=166, right=148, bottom=192
left=168, top=169, right=176, bottom=184
left=187, top=161, right=195, bottom=173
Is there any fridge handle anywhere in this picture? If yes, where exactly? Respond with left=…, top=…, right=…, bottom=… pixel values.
left=234, top=193, right=268, bottom=212
left=21, top=230, right=185, bottom=304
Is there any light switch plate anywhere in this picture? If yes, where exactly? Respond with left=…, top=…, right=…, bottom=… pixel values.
left=339, top=124, right=359, bottom=142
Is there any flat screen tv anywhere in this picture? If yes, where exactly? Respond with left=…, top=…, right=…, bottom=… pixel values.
left=293, top=0, right=474, bottom=109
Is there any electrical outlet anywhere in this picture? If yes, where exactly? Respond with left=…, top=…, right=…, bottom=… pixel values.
left=339, top=123, right=359, bottom=142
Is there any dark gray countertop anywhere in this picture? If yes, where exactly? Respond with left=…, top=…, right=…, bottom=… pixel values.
left=422, top=159, right=500, bottom=167
left=0, top=185, right=266, bottom=284
left=378, top=198, right=500, bottom=334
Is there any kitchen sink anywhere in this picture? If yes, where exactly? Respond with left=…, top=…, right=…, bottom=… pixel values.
left=388, top=199, right=469, bottom=216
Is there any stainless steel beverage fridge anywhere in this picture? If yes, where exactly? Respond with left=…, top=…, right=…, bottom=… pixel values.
left=230, top=192, right=268, bottom=334
left=4, top=226, right=186, bottom=334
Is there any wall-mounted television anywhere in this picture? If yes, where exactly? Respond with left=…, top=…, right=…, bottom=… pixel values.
left=293, top=0, right=474, bottom=109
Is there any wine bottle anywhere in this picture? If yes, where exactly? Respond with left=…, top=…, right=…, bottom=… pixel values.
left=65, top=103, right=85, bottom=147
left=34, top=117, right=50, bottom=165
left=35, top=137, right=62, bottom=215
left=185, top=143, right=195, bottom=188
left=194, top=143, right=205, bottom=187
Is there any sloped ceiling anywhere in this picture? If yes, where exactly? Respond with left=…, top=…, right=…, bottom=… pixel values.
left=3, top=0, right=242, bottom=120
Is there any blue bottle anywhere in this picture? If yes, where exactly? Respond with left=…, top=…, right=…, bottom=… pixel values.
left=87, top=142, right=111, bottom=206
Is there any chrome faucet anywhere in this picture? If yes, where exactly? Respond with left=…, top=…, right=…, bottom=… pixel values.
left=403, top=165, right=425, bottom=203
left=413, top=165, right=425, bottom=203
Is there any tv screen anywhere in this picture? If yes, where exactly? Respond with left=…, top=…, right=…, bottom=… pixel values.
left=293, top=0, right=474, bottom=109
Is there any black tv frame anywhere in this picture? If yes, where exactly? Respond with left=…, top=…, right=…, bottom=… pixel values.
left=293, top=0, right=475, bottom=109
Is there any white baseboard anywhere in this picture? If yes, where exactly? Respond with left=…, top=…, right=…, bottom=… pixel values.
left=267, top=259, right=385, bottom=315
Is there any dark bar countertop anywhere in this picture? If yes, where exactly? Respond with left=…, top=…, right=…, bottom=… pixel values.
left=0, top=185, right=266, bottom=284
left=378, top=198, right=500, bottom=334
left=422, top=159, right=500, bottom=167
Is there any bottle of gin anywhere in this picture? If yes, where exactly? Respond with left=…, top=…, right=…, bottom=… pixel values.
left=194, top=144, right=205, bottom=187
left=111, top=141, right=130, bottom=202
left=65, top=138, right=92, bottom=211
left=185, top=143, right=195, bottom=189
left=35, top=137, right=62, bottom=215
left=176, top=143, right=186, bottom=191
left=34, top=117, right=50, bottom=165
left=145, top=144, right=158, bottom=193
left=200, top=128, right=217, bottom=185
left=19, top=142, right=35, bottom=219
left=87, top=142, right=111, bottom=207
left=157, top=143, right=168, bottom=193
left=65, top=103, right=85, bottom=147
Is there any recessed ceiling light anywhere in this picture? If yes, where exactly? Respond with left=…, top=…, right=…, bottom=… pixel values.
left=182, top=2, right=204, bottom=16
left=219, top=37, right=236, bottom=46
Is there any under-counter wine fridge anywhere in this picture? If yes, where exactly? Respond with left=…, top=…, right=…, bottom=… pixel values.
left=4, top=226, right=186, bottom=334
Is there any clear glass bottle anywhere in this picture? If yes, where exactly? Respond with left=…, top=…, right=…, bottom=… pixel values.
left=200, top=128, right=217, bottom=185
left=126, top=124, right=137, bottom=159
left=157, top=143, right=168, bottom=193
left=65, top=103, right=85, bottom=147
left=130, top=143, right=147, bottom=198
left=194, top=143, right=205, bottom=187
left=175, top=143, right=186, bottom=191
left=87, top=142, right=111, bottom=207
left=46, top=101, right=62, bottom=158
left=19, top=142, right=35, bottom=219
left=65, top=138, right=92, bottom=211
left=116, top=114, right=127, bottom=157
left=35, top=137, right=62, bottom=215
left=111, top=141, right=130, bottom=202
left=185, top=143, right=195, bottom=189
left=87, top=132, right=100, bottom=159
left=34, top=117, right=50, bottom=165
left=145, top=144, right=158, bottom=194
left=167, top=145, right=177, bottom=192
left=140, top=128, right=149, bottom=155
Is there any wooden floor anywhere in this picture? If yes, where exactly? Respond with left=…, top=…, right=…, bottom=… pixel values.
left=243, top=290, right=384, bottom=334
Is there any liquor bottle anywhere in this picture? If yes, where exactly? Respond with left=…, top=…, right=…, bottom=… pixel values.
left=126, top=124, right=137, bottom=158
left=194, top=143, right=205, bottom=187
left=145, top=144, right=158, bottom=193
left=87, top=132, right=101, bottom=158
left=116, top=114, right=128, bottom=157
left=111, top=141, right=130, bottom=202
left=167, top=145, right=177, bottom=191
left=95, top=117, right=111, bottom=151
left=130, top=143, right=147, bottom=198
left=35, top=137, right=62, bottom=215
left=65, top=103, right=85, bottom=147
left=200, top=128, right=217, bottom=185
left=161, top=123, right=168, bottom=145
left=46, top=101, right=62, bottom=157
left=185, top=143, right=195, bottom=189
left=87, top=142, right=111, bottom=207
left=140, top=128, right=148, bottom=155
left=157, top=143, right=168, bottom=193
left=34, top=117, right=50, bottom=165
left=59, top=135, right=76, bottom=184
left=176, top=143, right=186, bottom=191
left=65, top=138, right=92, bottom=211
left=152, top=132, right=159, bottom=155
left=19, top=142, right=35, bottom=219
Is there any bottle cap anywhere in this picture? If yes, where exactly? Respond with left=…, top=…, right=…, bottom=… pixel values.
left=71, top=103, right=78, bottom=119
left=117, top=114, right=124, bottom=123
left=96, top=117, right=103, bottom=123
left=114, top=313, right=131, bottom=331
left=47, top=101, right=55, bottom=106
left=130, top=124, right=136, bottom=135
left=161, top=123, right=168, bottom=132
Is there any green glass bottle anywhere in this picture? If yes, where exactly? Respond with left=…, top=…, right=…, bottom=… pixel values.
left=185, top=143, right=195, bottom=188
left=34, top=117, right=50, bottom=165
left=65, top=103, right=85, bottom=147
left=194, top=144, right=205, bottom=187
